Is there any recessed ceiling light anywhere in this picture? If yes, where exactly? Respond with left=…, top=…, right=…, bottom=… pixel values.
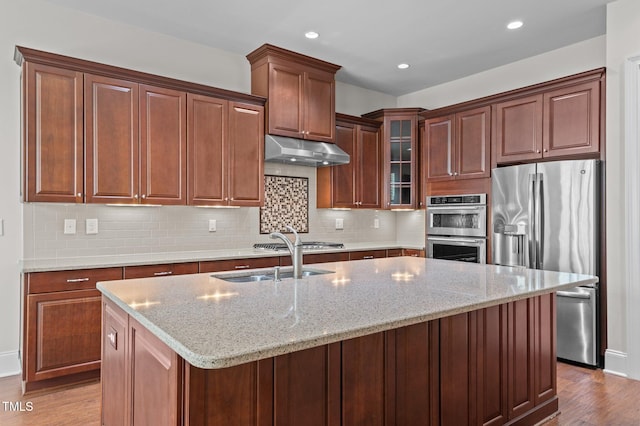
left=397, top=63, right=410, bottom=69
left=507, top=20, right=523, bottom=30
left=305, top=31, right=319, bottom=39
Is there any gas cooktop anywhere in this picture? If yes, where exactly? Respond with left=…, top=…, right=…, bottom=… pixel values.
left=253, top=242, right=344, bottom=251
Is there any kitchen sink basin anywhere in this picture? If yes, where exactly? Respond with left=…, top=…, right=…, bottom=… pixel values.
left=211, top=267, right=334, bottom=283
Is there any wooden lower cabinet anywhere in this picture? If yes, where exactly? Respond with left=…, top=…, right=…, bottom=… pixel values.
left=102, top=294, right=557, bottom=426
left=123, top=262, right=198, bottom=279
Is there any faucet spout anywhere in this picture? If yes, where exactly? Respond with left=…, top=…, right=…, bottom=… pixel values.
left=270, top=226, right=303, bottom=279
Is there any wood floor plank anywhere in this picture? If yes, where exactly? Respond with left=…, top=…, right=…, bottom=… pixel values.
left=0, top=362, right=639, bottom=425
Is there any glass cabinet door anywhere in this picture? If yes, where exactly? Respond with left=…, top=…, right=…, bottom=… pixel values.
left=389, top=119, right=413, bottom=206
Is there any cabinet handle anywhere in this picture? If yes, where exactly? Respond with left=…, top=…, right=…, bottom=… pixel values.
left=234, top=265, right=251, bottom=269
left=108, top=331, right=117, bottom=348
left=66, top=277, right=90, bottom=283
left=153, top=271, right=173, bottom=276
left=363, top=256, right=374, bottom=259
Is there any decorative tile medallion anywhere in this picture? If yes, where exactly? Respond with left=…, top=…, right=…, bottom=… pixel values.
left=260, top=175, right=309, bottom=234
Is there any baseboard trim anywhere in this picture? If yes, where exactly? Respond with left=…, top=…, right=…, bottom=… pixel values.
left=0, top=350, right=21, bottom=378
left=603, top=349, right=628, bottom=377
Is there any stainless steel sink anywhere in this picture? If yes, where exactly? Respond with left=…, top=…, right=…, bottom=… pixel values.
left=212, top=267, right=333, bottom=283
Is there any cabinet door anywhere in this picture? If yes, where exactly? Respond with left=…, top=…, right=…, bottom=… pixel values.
left=228, top=101, right=265, bottom=206
left=359, top=125, right=382, bottom=208
left=85, top=74, right=139, bottom=204
left=129, top=317, right=182, bottom=425
left=386, top=116, right=417, bottom=208
left=187, top=93, right=227, bottom=205
left=456, top=106, right=490, bottom=179
left=425, top=115, right=454, bottom=182
left=507, top=298, right=535, bottom=419
left=304, top=69, right=335, bottom=142
left=101, top=298, right=129, bottom=426
left=139, top=85, right=187, bottom=205
left=495, top=95, right=543, bottom=164
left=332, top=123, right=357, bottom=208
left=543, top=81, right=600, bottom=157
left=268, top=63, right=304, bottom=138
left=23, top=63, right=83, bottom=203
left=26, top=289, right=102, bottom=382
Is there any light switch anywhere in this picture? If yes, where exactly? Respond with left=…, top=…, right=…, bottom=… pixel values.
left=373, top=218, right=380, bottom=229
left=209, top=219, right=217, bottom=232
left=335, top=218, right=344, bottom=230
left=86, top=218, right=99, bottom=234
left=64, top=219, right=76, bottom=235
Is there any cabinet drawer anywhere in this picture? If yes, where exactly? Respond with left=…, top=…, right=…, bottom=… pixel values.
left=280, top=252, right=350, bottom=266
left=123, top=262, right=199, bottom=279
left=387, top=249, right=403, bottom=257
left=27, top=267, right=123, bottom=294
left=403, top=249, right=425, bottom=258
left=349, top=250, right=387, bottom=260
left=199, top=257, right=280, bottom=273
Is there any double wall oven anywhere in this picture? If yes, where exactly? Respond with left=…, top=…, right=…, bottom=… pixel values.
left=426, top=194, right=487, bottom=263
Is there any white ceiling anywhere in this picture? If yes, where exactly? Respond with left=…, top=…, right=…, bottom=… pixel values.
left=45, top=0, right=613, bottom=96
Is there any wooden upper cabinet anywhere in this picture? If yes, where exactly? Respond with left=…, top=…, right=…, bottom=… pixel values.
left=424, top=115, right=454, bottom=182
left=139, top=85, right=187, bottom=205
left=496, top=78, right=601, bottom=164
left=495, top=95, right=544, bottom=164
left=247, top=44, right=341, bottom=143
left=456, top=106, right=490, bottom=179
left=187, top=95, right=264, bottom=207
left=23, top=62, right=84, bottom=203
left=317, top=114, right=381, bottom=209
left=228, top=101, right=264, bottom=206
left=363, top=108, right=423, bottom=209
left=85, top=74, right=139, bottom=204
left=85, top=75, right=186, bottom=205
left=543, top=80, right=600, bottom=157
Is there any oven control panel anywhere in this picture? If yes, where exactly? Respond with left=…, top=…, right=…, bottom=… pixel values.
left=427, top=193, right=486, bottom=206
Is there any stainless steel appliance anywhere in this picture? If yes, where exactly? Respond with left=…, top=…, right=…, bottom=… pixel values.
left=492, top=159, right=599, bottom=366
left=426, top=194, right=487, bottom=264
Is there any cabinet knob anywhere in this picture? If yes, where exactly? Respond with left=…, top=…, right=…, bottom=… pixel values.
left=448, top=172, right=453, bottom=176
left=543, top=149, right=548, bottom=153
left=454, top=172, right=458, bottom=176
left=134, top=194, right=138, bottom=199
left=536, top=150, right=541, bottom=154
left=141, top=194, right=146, bottom=199
left=76, top=193, right=82, bottom=197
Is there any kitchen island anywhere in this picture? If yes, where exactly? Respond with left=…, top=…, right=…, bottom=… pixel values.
left=98, top=257, right=597, bottom=426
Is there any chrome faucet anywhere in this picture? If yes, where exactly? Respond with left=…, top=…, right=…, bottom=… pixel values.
left=270, top=225, right=303, bottom=279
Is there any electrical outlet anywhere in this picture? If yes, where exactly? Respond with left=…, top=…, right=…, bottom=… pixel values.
left=64, top=219, right=76, bottom=235
left=208, top=219, right=217, bottom=232
left=373, top=218, right=380, bottom=229
left=86, top=218, right=99, bottom=234
left=0, top=219, right=3, bottom=236
left=335, top=218, right=344, bottom=230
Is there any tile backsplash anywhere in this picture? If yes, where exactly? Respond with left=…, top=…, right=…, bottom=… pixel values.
left=22, top=163, right=404, bottom=261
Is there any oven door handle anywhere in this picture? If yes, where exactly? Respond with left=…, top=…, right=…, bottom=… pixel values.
left=427, top=206, right=484, bottom=211
left=427, top=237, right=485, bottom=244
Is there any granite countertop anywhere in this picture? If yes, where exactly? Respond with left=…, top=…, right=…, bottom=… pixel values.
left=20, top=241, right=424, bottom=272
left=97, top=257, right=597, bottom=369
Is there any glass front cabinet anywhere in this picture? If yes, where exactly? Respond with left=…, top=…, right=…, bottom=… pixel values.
left=363, top=108, right=423, bottom=209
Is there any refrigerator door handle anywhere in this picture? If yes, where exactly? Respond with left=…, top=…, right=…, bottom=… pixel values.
left=536, top=173, right=544, bottom=269
left=528, top=173, right=537, bottom=268
left=557, top=290, right=592, bottom=299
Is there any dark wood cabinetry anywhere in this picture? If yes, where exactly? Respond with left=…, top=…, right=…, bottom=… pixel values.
left=363, top=108, right=424, bottom=209
left=317, top=113, right=382, bottom=209
left=22, top=62, right=84, bottom=203
left=16, top=46, right=265, bottom=207
left=123, top=262, right=198, bottom=279
left=101, top=297, right=129, bottom=426
left=424, top=106, right=490, bottom=183
left=85, top=75, right=187, bottom=205
left=187, top=94, right=264, bottom=206
left=495, top=77, right=602, bottom=164
left=199, top=256, right=281, bottom=273
left=23, top=267, right=122, bottom=393
left=247, top=44, right=341, bottom=143
left=349, top=250, right=387, bottom=260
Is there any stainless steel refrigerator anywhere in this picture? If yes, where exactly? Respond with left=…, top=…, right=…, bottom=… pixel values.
left=492, top=159, right=599, bottom=366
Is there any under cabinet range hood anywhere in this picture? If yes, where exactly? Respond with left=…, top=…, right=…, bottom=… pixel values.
left=264, top=134, right=350, bottom=167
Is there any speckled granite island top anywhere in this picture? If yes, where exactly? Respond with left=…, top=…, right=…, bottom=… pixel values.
left=97, top=257, right=597, bottom=369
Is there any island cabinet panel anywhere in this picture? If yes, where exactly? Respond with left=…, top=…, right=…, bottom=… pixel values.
left=507, top=298, right=536, bottom=419
left=273, top=344, right=341, bottom=426
left=534, top=293, right=557, bottom=405
left=341, top=332, right=389, bottom=426
left=477, top=305, right=508, bottom=426
left=184, top=359, right=274, bottom=426
left=101, top=298, right=129, bottom=426
left=129, top=317, right=183, bottom=425
left=199, top=257, right=281, bottom=273
left=22, top=62, right=84, bottom=203
left=280, top=252, right=350, bottom=266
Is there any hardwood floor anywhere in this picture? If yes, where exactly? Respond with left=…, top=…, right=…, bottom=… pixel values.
left=0, top=363, right=638, bottom=425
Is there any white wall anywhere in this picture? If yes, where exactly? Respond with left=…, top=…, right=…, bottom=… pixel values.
left=0, top=0, right=393, bottom=377
left=398, top=36, right=606, bottom=109
left=604, top=0, right=640, bottom=379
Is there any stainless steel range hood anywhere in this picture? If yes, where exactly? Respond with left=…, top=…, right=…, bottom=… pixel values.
left=264, top=134, right=349, bottom=167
